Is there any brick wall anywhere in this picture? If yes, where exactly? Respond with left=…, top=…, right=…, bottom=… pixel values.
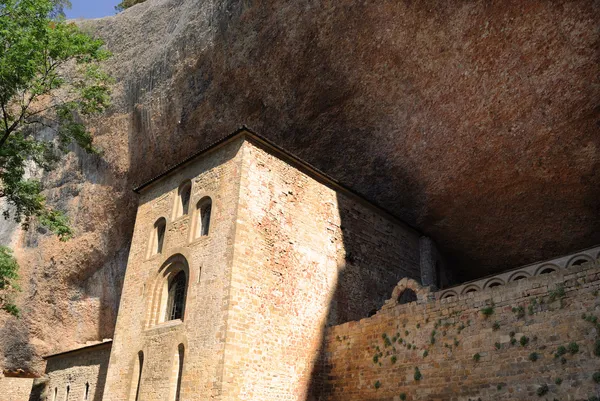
left=0, top=377, right=34, bottom=401
left=42, top=342, right=112, bottom=401
left=220, top=139, right=420, bottom=401
left=319, top=261, right=600, bottom=401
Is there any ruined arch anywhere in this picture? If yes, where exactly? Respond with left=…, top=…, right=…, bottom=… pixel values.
left=387, top=278, right=427, bottom=307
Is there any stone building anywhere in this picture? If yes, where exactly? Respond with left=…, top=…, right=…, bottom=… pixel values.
left=18, top=128, right=600, bottom=401
left=99, top=127, right=447, bottom=401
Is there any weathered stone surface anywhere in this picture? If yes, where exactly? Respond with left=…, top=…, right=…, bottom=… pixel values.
left=1, top=0, right=598, bottom=372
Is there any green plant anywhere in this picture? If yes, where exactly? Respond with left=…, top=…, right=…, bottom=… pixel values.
left=399, top=393, right=406, bottom=401
left=536, top=384, right=549, bottom=396
left=549, top=285, right=566, bottom=302
left=519, top=336, right=529, bottom=347
left=481, top=305, right=494, bottom=317
left=492, top=321, right=500, bottom=331
left=414, top=367, right=422, bottom=381
left=374, top=380, right=381, bottom=389
left=512, top=306, right=525, bottom=318
left=568, top=342, right=579, bottom=354
left=593, top=372, right=600, bottom=384
left=510, top=338, right=517, bottom=346
left=416, top=323, right=420, bottom=328
left=555, top=378, right=562, bottom=385
left=0, top=247, right=21, bottom=317
left=422, top=350, right=429, bottom=358
left=473, top=353, right=481, bottom=362
left=554, top=345, right=567, bottom=358
left=391, top=355, right=397, bottom=364
left=495, top=342, right=501, bottom=350
left=528, top=352, right=539, bottom=362
left=497, top=384, right=503, bottom=390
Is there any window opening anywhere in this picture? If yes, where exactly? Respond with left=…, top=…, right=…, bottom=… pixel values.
left=53, top=388, right=58, bottom=401
left=539, top=267, right=556, bottom=275
left=84, top=383, right=89, bottom=400
left=488, top=282, right=502, bottom=288
left=196, top=197, right=212, bottom=238
left=65, top=385, right=70, bottom=401
left=166, top=271, right=187, bottom=321
left=398, top=289, right=417, bottom=304
left=153, top=218, right=166, bottom=255
left=176, top=181, right=191, bottom=217
left=129, top=351, right=144, bottom=401
left=572, top=258, right=587, bottom=266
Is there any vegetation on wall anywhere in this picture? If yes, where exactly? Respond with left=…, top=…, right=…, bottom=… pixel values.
left=0, top=0, right=112, bottom=316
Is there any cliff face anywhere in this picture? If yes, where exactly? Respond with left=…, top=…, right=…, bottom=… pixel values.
left=1, top=0, right=598, bottom=371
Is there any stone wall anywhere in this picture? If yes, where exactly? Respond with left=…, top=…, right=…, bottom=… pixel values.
left=102, top=138, right=246, bottom=401
left=0, top=377, right=34, bottom=401
left=42, top=341, right=112, bottom=401
left=221, top=138, right=421, bottom=401
left=320, top=261, right=600, bottom=401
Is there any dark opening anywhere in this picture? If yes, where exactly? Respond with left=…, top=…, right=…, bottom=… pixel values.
left=488, top=282, right=502, bottom=288
left=539, top=268, right=556, bottom=275
left=84, top=383, right=89, bottom=400
left=465, top=288, right=478, bottom=294
left=65, top=385, right=70, bottom=401
left=398, top=289, right=417, bottom=304
left=198, top=198, right=212, bottom=237
left=134, top=351, right=144, bottom=401
left=572, top=259, right=587, bottom=266
left=155, top=218, right=166, bottom=254
left=179, top=182, right=191, bottom=216
left=166, top=271, right=187, bottom=321
left=368, top=309, right=377, bottom=317
left=512, top=274, right=528, bottom=281
left=175, top=344, right=185, bottom=401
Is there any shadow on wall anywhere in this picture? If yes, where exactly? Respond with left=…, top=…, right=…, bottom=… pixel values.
left=305, top=191, right=424, bottom=400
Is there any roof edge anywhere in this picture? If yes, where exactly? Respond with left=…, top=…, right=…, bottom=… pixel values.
left=42, top=340, right=113, bottom=360
left=132, top=125, right=423, bottom=236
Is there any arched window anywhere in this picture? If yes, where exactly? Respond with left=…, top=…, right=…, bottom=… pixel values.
left=195, top=197, right=212, bottom=238
left=539, top=267, right=556, bottom=275
left=83, top=382, right=90, bottom=400
left=398, top=289, right=417, bottom=305
left=150, top=218, right=166, bottom=256
left=129, top=351, right=144, bottom=401
left=173, top=344, right=185, bottom=401
left=53, top=388, right=58, bottom=401
left=166, top=271, right=187, bottom=321
left=175, top=181, right=192, bottom=218
left=65, top=385, right=70, bottom=401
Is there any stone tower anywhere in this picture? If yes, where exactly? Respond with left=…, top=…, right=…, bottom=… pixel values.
left=102, top=128, right=424, bottom=401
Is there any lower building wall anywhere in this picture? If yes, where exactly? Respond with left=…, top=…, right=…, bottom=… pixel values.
left=319, top=261, right=600, bottom=401
left=0, top=377, right=34, bottom=401
left=41, top=342, right=112, bottom=401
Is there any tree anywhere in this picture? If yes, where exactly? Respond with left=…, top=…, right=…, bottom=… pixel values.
left=0, top=0, right=112, bottom=316
left=115, top=0, right=147, bottom=12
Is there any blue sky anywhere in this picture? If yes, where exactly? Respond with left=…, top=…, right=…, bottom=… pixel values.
left=65, top=0, right=121, bottom=19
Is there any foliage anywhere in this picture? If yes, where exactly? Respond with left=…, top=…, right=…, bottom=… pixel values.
left=519, top=336, right=529, bottom=347
left=492, top=321, right=500, bottom=331
left=114, top=0, right=146, bottom=12
left=554, top=346, right=567, bottom=358
left=399, top=393, right=406, bottom=401
left=473, top=353, right=481, bottom=362
left=480, top=305, right=494, bottom=318
left=374, top=380, right=381, bottom=390
left=567, top=342, right=579, bottom=355
left=528, top=352, right=539, bottom=362
left=413, top=367, right=422, bottom=381
left=0, top=246, right=20, bottom=316
left=554, top=378, right=562, bottom=385
left=593, top=372, right=600, bottom=384
left=0, top=0, right=112, bottom=316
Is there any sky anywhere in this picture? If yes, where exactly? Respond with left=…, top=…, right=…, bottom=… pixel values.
left=64, top=0, right=122, bottom=19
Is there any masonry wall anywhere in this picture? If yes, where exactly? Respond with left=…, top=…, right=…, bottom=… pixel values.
left=0, top=377, right=34, bottom=401
left=41, top=343, right=112, bottom=401
left=220, top=139, right=421, bottom=401
left=102, top=138, right=245, bottom=401
left=320, top=261, right=600, bottom=401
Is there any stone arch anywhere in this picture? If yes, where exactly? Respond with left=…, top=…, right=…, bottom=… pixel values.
left=147, top=254, right=191, bottom=326
left=508, top=270, right=531, bottom=282
left=483, top=278, right=505, bottom=289
left=535, top=263, right=559, bottom=276
left=387, top=278, right=428, bottom=307
left=461, top=284, right=481, bottom=295
left=566, top=254, right=594, bottom=268
left=440, top=290, right=458, bottom=300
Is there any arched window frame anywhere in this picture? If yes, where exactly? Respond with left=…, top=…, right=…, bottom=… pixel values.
left=174, top=181, right=192, bottom=219
left=147, top=254, right=191, bottom=327
left=83, top=382, right=90, bottom=401
left=148, top=218, right=167, bottom=258
left=193, top=197, right=212, bottom=239
left=169, top=344, right=185, bottom=401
